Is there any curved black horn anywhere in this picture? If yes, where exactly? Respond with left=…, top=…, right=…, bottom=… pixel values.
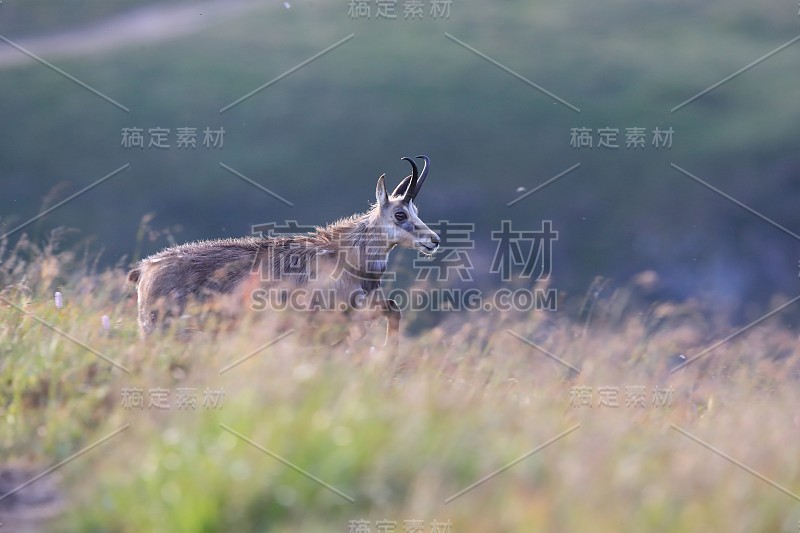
left=410, top=155, right=429, bottom=199
left=400, top=156, right=419, bottom=202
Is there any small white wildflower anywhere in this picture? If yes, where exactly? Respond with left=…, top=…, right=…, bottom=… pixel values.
left=101, top=315, right=111, bottom=331
left=54, top=291, right=63, bottom=309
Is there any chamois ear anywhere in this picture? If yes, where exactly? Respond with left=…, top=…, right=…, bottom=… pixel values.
left=376, top=174, right=389, bottom=207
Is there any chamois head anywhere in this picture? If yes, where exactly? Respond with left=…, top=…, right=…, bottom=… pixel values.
left=374, top=155, right=440, bottom=255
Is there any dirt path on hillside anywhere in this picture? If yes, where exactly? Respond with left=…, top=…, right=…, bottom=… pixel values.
left=0, top=0, right=265, bottom=69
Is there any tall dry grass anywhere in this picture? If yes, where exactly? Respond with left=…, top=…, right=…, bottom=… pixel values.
left=1, top=233, right=799, bottom=532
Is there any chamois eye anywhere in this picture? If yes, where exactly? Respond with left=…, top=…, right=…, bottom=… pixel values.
left=394, top=211, right=407, bottom=222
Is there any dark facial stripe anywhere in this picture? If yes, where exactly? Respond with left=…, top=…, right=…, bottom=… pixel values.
left=399, top=220, right=415, bottom=233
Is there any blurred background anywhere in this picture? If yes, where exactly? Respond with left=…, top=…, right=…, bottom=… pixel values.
left=0, top=0, right=798, bottom=319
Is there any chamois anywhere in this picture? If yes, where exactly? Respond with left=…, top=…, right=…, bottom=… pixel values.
left=128, top=155, right=440, bottom=343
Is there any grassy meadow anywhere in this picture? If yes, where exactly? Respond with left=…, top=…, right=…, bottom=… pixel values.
left=1, top=2, right=799, bottom=529
left=1, top=233, right=799, bottom=532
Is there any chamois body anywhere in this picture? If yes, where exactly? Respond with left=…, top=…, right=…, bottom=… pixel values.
left=129, top=156, right=440, bottom=340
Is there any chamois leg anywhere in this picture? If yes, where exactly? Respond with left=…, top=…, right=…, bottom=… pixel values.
left=381, top=299, right=401, bottom=348
left=348, top=320, right=369, bottom=343
left=329, top=309, right=368, bottom=349
left=331, top=299, right=400, bottom=354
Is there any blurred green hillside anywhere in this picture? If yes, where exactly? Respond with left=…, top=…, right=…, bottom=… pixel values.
left=0, top=0, right=798, bottom=312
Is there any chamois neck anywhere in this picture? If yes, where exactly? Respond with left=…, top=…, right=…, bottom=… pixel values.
left=324, top=206, right=391, bottom=253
